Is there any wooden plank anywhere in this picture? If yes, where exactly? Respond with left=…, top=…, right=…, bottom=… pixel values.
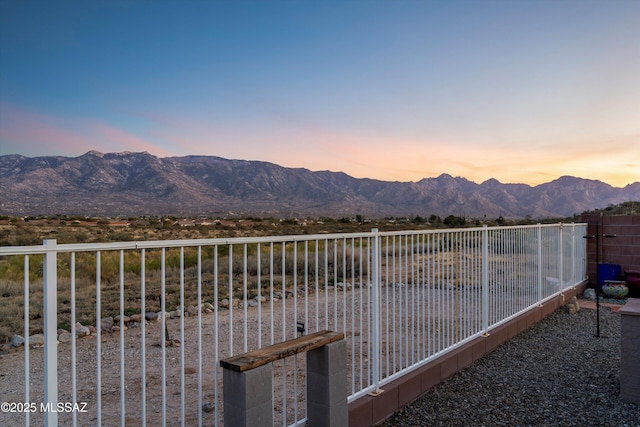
left=220, top=330, right=344, bottom=372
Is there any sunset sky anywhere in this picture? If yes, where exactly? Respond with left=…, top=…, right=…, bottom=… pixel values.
left=1, top=1, right=639, bottom=187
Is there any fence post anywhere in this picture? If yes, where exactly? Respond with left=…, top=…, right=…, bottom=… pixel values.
left=482, top=225, right=489, bottom=334
left=370, top=228, right=382, bottom=394
left=558, top=224, right=564, bottom=294
left=43, top=239, right=58, bottom=427
left=537, top=225, right=543, bottom=305
left=570, top=223, right=576, bottom=285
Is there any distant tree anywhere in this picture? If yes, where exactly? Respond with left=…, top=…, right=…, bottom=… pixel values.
left=584, top=201, right=640, bottom=216
left=444, top=215, right=466, bottom=227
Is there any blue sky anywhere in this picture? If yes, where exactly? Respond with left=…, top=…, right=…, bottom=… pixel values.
left=1, top=0, right=639, bottom=186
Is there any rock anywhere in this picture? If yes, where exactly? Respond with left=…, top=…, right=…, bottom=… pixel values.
left=100, top=317, right=114, bottom=332
left=203, top=308, right=213, bottom=314
left=58, top=332, right=73, bottom=343
left=57, top=328, right=68, bottom=335
left=186, top=305, right=198, bottom=316
left=128, top=321, right=139, bottom=329
left=114, top=315, right=130, bottom=324
left=28, top=334, right=45, bottom=346
left=130, top=314, right=142, bottom=323
left=10, top=335, right=25, bottom=348
left=145, top=312, right=159, bottom=321
left=0, top=343, right=11, bottom=352
left=582, top=288, right=596, bottom=300
left=202, top=402, right=214, bottom=413
left=567, top=296, right=580, bottom=314
left=203, top=302, right=214, bottom=311
left=259, top=296, right=267, bottom=303
left=111, top=325, right=127, bottom=332
left=75, top=322, right=90, bottom=337
left=220, top=299, right=229, bottom=309
left=248, top=300, right=259, bottom=307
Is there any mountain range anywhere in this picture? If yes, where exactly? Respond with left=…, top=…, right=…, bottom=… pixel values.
left=1, top=151, right=638, bottom=219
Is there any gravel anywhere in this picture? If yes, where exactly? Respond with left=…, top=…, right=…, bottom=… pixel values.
left=383, top=304, right=640, bottom=427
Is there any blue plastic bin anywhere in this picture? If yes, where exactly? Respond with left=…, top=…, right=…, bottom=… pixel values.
left=598, top=263, right=621, bottom=288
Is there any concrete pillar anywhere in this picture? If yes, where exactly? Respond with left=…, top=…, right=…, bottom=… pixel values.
left=223, top=363, right=273, bottom=427
left=307, top=340, right=348, bottom=427
left=620, top=298, right=640, bottom=405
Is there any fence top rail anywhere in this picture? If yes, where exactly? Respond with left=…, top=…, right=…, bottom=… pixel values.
left=0, top=232, right=373, bottom=255
left=0, top=223, right=587, bottom=256
left=376, top=222, right=586, bottom=237
left=220, top=330, right=344, bottom=372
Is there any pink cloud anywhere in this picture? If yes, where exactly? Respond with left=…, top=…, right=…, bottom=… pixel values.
left=0, top=103, right=172, bottom=158
left=3, top=103, right=636, bottom=187
left=0, top=103, right=93, bottom=155
left=89, top=122, right=173, bottom=157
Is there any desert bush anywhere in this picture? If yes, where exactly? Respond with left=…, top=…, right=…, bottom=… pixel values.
left=0, top=279, right=22, bottom=298
left=55, top=230, right=90, bottom=243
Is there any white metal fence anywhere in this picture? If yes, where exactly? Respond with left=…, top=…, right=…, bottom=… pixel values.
left=0, top=223, right=587, bottom=426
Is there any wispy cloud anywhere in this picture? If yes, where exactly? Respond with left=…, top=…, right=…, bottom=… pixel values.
left=1, top=103, right=637, bottom=187
left=89, top=122, right=173, bottom=157
left=143, top=111, right=640, bottom=186
left=0, top=103, right=171, bottom=158
left=0, top=103, right=93, bottom=156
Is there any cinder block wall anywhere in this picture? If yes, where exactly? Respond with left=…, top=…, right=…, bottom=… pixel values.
left=581, top=214, right=640, bottom=284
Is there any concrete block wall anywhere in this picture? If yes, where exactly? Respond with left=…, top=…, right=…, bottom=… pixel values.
left=223, top=364, right=274, bottom=427
left=307, top=340, right=349, bottom=427
left=582, top=214, right=640, bottom=285
left=348, top=283, right=586, bottom=427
